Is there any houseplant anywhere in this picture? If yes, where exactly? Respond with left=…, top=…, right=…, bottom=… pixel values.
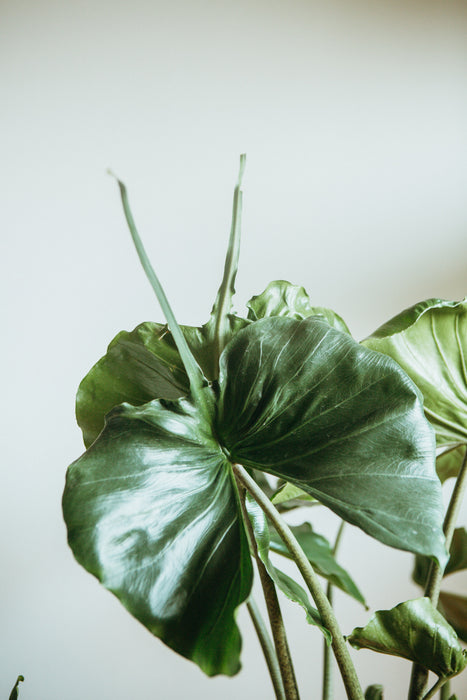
left=62, top=156, right=467, bottom=699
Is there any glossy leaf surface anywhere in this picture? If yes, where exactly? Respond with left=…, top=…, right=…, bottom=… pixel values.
left=64, top=393, right=253, bottom=676
left=246, top=280, right=350, bottom=333
left=245, top=496, right=329, bottom=639
left=217, top=316, right=446, bottom=563
left=440, top=592, right=467, bottom=644
left=363, top=298, right=467, bottom=476
left=269, top=522, right=365, bottom=605
left=76, top=316, right=248, bottom=447
left=348, top=598, right=467, bottom=678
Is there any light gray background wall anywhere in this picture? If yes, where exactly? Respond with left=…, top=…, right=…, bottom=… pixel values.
left=2, top=0, right=467, bottom=698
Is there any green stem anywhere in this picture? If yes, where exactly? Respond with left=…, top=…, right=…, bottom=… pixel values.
left=421, top=677, right=449, bottom=700
left=322, top=521, right=345, bottom=700
left=247, top=598, right=286, bottom=700
left=408, top=447, right=467, bottom=700
left=233, top=464, right=364, bottom=700
left=237, top=478, right=299, bottom=700
left=439, top=679, right=451, bottom=700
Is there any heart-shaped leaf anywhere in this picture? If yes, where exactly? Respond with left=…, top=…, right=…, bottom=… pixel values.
left=63, top=393, right=253, bottom=677
left=269, top=522, right=365, bottom=605
left=246, top=280, right=350, bottom=334
left=217, top=316, right=446, bottom=564
left=363, top=298, right=467, bottom=477
left=439, top=591, right=467, bottom=644
left=348, top=598, right=467, bottom=678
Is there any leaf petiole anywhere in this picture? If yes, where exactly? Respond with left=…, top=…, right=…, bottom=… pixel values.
left=232, top=463, right=364, bottom=700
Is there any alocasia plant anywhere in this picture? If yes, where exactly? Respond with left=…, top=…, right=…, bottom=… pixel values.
left=63, top=157, right=466, bottom=699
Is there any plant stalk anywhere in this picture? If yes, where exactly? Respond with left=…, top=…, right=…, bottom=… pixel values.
left=233, top=464, right=364, bottom=700
left=421, top=676, right=449, bottom=700
left=408, top=447, right=467, bottom=700
left=322, top=521, right=345, bottom=700
left=439, top=679, right=451, bottom=700
left=247, top=598, right=286, bottom=700
left=237, top=478, right=299, bottom=700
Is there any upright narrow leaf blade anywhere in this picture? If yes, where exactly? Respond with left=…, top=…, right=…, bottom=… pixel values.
left=112, top=176, right=209, bottom=414
left=9, top=676, right=24, bottom=700
left=209, top=154, right=246, bottom=377
left=217, top=316, right=446, bottom=565
left=348, top=598, right=467, bottom=678
left=63, top=394, right=253, bottom=676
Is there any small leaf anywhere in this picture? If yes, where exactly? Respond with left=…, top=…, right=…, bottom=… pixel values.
left=364, top=685, right=383, bottom=700
left=245, top=495, right=331, bottom=641
left=269, top=522, right=366, bottom=605
left=271, top=482, right=316, bottom=506
left=439, top=591, right=467, bottom=644
left=348, top=598, right=467, bottom=678
left=363, top=298, right=467, bottom=478
left=64, top=393, right=253, bottom=677
left=413, top=528, right=467, bottom=587
left=246, top=280, right=350, bottom=333
left=9, top=676, right=24, bottom=700
left=217, top=316, right=447, bottom=565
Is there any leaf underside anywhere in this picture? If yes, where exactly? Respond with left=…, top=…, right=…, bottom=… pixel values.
left=269, top=522, right=365, bottom=605
left=363, top=298, right=467, bottom=477
left=348, top=598, right=467, bottom=678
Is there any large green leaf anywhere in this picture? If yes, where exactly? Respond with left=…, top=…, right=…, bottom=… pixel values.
left=348, top=598, right=467, bottom=678
left=363, top=298, right=467, bottom=477
left=76, top=315, right=248, bottom=448
left=439, top=592, right=467, bottom=644
left=244, top=495, right=330, bottom=640
left=217, top=316, right=446, bottom=564
left=246, top=280, right=350, bottom=334
left=269, top=522, right=366, bottom=605
left=63, top=392, right=253, bottom=677
left=413, top=528, right=467, bottom=587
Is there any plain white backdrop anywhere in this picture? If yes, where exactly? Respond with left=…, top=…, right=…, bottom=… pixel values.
left=2, top=0, right=467, bottom=698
